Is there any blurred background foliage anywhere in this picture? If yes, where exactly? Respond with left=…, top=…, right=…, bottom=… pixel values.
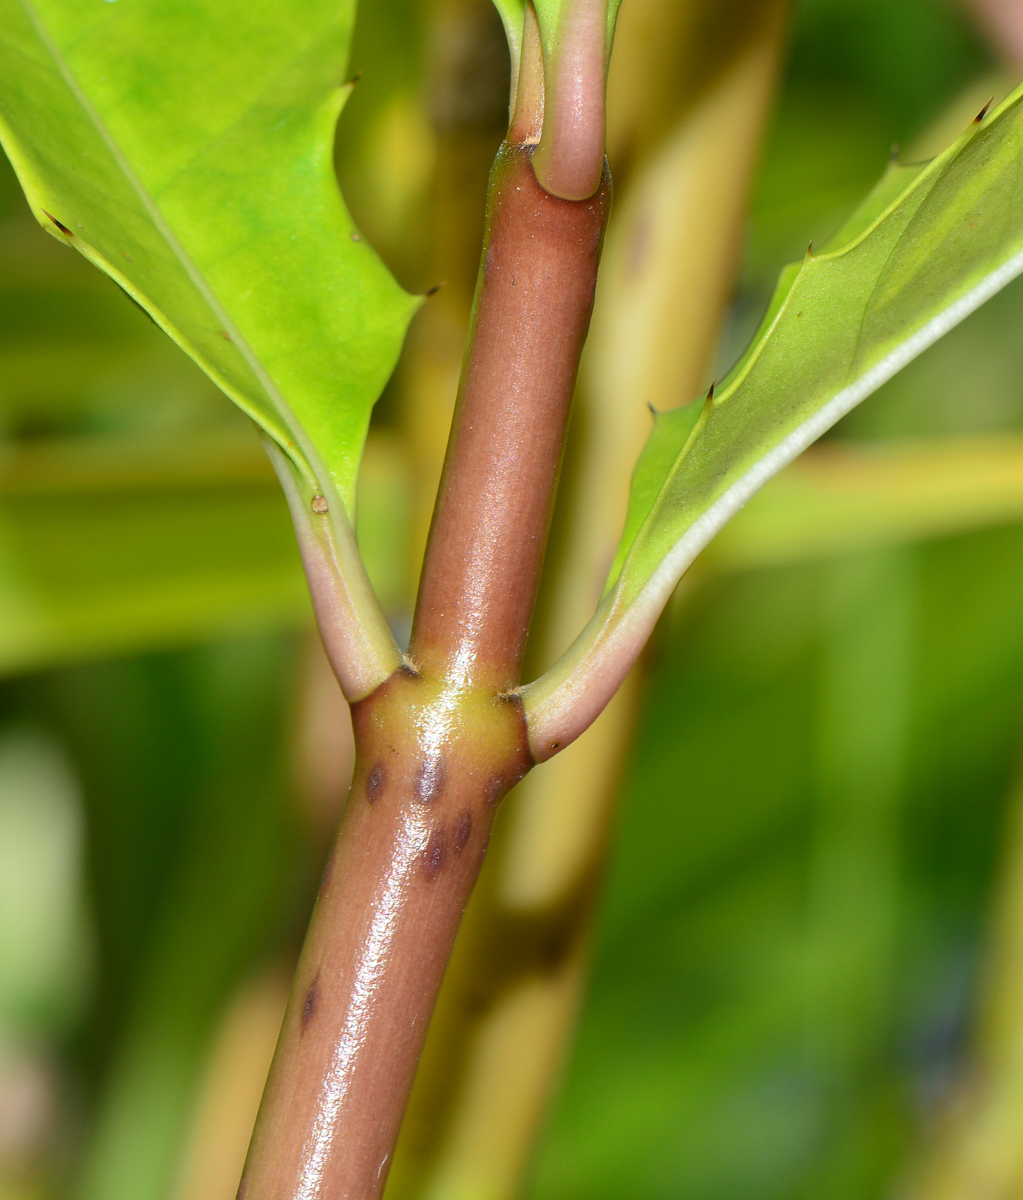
left=4, top=0, right=1023, bottom=1198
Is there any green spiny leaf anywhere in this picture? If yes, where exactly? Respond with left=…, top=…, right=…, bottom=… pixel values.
left=608, top=89, right=1023, bottom=606
left=524, top=83, right=1023, bottom=749
left=0, top=0, right=418, bottom=523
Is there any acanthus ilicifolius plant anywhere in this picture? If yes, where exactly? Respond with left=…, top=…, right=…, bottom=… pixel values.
left=3, top=0, right=1023, bottom=1193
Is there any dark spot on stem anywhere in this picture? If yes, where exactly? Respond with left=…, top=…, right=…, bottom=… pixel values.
left=366, top=763, right=386, bottom=804
left=301, top=972, right=320, bottom=1032
left=422, top=830, right=446, bottom=880
left=414, top=758, right=446, bottom=805
left=454, top=810, right=472, bottom=851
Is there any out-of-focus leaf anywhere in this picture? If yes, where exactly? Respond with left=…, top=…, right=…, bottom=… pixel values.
left=533, top=520, right=1023, bottom=1200
left=0, top=428, right=307, bottom=677
left=708, top=434, right=1023, bottom=569
left=0, top=0, right=416, bottom=523
left=0, top=430, right=412, bottom=677
left=45, top=637, right=303, bottom=1200
left=0, top=726, right=89, bottom=1034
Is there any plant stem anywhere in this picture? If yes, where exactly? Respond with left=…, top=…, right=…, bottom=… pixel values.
left=239, top=669, right=532, bottom=1199
left=410, top=141, right=610, bottom=690
left=240, top=140, right=609, bottom=1198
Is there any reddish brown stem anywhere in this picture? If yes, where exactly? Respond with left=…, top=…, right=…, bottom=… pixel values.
left=240, top=144, right=610, bottom=1200
left=411, top=141, right=611, bottom=691
left=239, top=670, right=532, bottom=1199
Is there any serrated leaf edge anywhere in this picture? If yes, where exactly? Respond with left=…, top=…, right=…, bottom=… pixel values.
left=521, top=93, right=1023, bottom=758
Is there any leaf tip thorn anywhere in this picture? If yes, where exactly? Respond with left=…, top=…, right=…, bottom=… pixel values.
left=425, top=281, right=446, bottom=297
left=42, top=210, right=72, bottom=237
left=705, top=380, right=716, bottom=403
left=974, top=97, right=993, bottom=124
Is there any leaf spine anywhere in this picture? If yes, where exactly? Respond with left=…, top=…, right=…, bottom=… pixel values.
left=42, top=210, right=73, bottom=236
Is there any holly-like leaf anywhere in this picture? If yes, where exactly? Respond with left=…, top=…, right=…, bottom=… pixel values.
left=0, top=0, right=417, bottom=693
left=524, top=84, right=1023, bottom=755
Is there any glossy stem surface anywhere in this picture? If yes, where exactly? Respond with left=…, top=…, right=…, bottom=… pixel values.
left=241, top=143, right=611, bottom=1199
left=239, top=670, right=532, bottom=1199
left=410, top=141, right=611, bottom=692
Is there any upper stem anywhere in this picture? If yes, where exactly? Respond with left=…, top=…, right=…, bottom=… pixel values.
left=409, top=140, right=610, bottom=692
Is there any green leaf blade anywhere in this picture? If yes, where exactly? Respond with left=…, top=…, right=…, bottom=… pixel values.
left=617, top=90, right=1023, bottom=613
left=524, top=84, right=1023, bottom=755
left=0, top=0, right=418, bottom=519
